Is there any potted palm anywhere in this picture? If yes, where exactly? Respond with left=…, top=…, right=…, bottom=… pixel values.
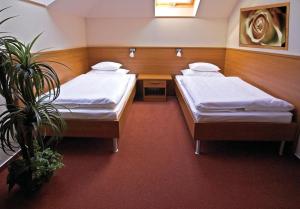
left=0, top=8, right=65, bottom=193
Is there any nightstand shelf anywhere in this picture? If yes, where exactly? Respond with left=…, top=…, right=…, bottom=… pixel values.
left=138, top=74, right=172, bottom=102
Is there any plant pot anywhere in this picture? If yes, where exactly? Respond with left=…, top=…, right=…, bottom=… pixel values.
left=7, top=150, right=60, bottom=195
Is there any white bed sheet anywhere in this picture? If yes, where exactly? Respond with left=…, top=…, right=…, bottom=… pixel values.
left=54, top=74, right=131, bottom=109
left=180, top=76, right=293, bottom=112
left=181, top=69, right=225, bottom=77
left=57, top=74, right=136, bottom=120
left=176, top=76, right=292, bottom=123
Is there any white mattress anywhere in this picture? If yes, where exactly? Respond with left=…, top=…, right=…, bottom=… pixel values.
left=180, top=76, right=293, bottom=112
left=54, top=73, right=132, bottom=109
left=57, top=74, right=136, bottom=120
left=176, top=76, right=292, bottom=123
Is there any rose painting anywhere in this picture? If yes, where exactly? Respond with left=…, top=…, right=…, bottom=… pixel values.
left=240, top=3, right=289, bottom=49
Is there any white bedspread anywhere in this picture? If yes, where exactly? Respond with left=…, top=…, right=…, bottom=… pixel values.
left=181, top=76, right=294, bottom=112
left=54, top=74, right=131, bottom=109
left=181, top=69, right=225, bottom=77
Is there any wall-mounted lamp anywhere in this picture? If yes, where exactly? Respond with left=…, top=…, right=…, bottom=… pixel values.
left=176, top=48, right=182, bottom=57
left=129, top=48, right=136, bottom=58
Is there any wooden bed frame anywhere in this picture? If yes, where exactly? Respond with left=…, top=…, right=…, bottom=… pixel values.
left=60, top=83, right=136, bottom=153
left=174, top=79, right=299, bottom=155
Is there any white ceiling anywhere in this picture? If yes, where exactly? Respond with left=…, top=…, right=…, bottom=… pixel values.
left=49, top=0, right=239, bottom=19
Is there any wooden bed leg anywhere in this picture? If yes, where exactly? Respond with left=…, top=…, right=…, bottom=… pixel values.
left=113, top=138, right=119, bottom=153
left=279, top=141, right=286, bottom=156
left=195, top=140, right=200, bottom=155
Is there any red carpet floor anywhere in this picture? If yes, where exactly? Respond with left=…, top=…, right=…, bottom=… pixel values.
left=0, top=98, right=300, bottom=209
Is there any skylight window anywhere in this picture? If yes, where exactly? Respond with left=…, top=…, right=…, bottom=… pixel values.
left=25, top=0, right=56, bottom=7
left=155, top=0, right=200, bottom=17
left=156, top=0, right=194, bottom=7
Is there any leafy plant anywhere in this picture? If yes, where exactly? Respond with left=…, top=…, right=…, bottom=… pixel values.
left=7, top=142, right=64, bottom=192
left=0, top=7, right=65, bottom=193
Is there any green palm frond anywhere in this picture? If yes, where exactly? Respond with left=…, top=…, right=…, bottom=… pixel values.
left=0, top=108, right=24, bottom=154
left=0, top=17, right=66, bottom=156
left=4, top=37, right=62, bottom=101
left=25, top=101, right=66, bottom=149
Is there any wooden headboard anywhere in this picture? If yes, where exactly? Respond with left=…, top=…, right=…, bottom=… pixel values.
left=225, top=48, right=300, bottom=124
left=87, top=47, right=226, bottom=75
left=39, top=47, right=89, bottom=84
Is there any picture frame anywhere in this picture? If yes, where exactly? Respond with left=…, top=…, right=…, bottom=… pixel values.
left=239, top=2, right=290, bottom=50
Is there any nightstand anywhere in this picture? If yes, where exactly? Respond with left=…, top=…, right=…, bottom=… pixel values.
left=138, top=74, right=172, bottom=102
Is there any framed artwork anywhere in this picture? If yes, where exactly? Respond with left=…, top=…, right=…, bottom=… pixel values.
left=239, top=2, right=290, bottom=50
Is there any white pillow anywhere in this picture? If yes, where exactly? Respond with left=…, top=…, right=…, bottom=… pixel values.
left=88, top=68, right=130, bottom=75
left=181, top=69, right=224, bottom=77
left=189, top=62, right=221, bottom=72
left=91, top=61, right=122, bottom=71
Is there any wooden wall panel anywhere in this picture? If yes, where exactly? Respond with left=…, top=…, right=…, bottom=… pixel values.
left=87, top=47, right=226, bottom=75
left=225, top=49, right=300, bottom=124
left=39, top=47, right=89, bottom=84
left=88, top=47, right=226, bottom=97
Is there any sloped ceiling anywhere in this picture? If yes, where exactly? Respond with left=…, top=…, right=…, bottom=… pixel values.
left=49, top=0, right=239, bottom=18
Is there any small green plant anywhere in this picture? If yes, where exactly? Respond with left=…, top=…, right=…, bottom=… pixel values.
left=33, top=145, right=64, bottom=186
left=7, top=142, right=64, bottom=192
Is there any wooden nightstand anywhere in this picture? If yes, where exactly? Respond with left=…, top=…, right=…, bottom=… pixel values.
left=138, top=74, right=172, bottom=102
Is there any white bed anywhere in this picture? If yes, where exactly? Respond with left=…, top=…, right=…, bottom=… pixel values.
left=56, top=73, right=136, bottom=120
left=175, top=75, right=293, bottom=123
left=49, top=70, right=136, bottom=153
left=176, top=65, right=297, bottom=155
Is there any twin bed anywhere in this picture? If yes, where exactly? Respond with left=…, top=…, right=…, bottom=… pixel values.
left=54, top=62, right=298, bottom=155
left=53, top=69, right=136, bottom=152
left=175, top=71, right=298, bottom=155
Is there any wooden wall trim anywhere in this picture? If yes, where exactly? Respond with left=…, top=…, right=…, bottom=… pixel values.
left=227, top=48, right=300, bottom=60
left=225, top=48, right=300, bottom=126
left=39, top=47, right=87, bottom=54
left=34, top=46, right=226, bottom=97
left=40, top=46, right=226, bottom=80
left=88, top=46, right=226, bottom=49
left=38, top=47, right=89, bottom=84
left=87, top=47, right=226, bottom=75
left=87, top=47, right=226, bottom=96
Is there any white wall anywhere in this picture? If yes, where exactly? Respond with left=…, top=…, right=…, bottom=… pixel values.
left=0, top=0, right=87, bottom=51
left=0, top=0, right=87, bottom=165
left=227, top=0, right=300, bottom=56
left=86, top=18, right=228, bottom=47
